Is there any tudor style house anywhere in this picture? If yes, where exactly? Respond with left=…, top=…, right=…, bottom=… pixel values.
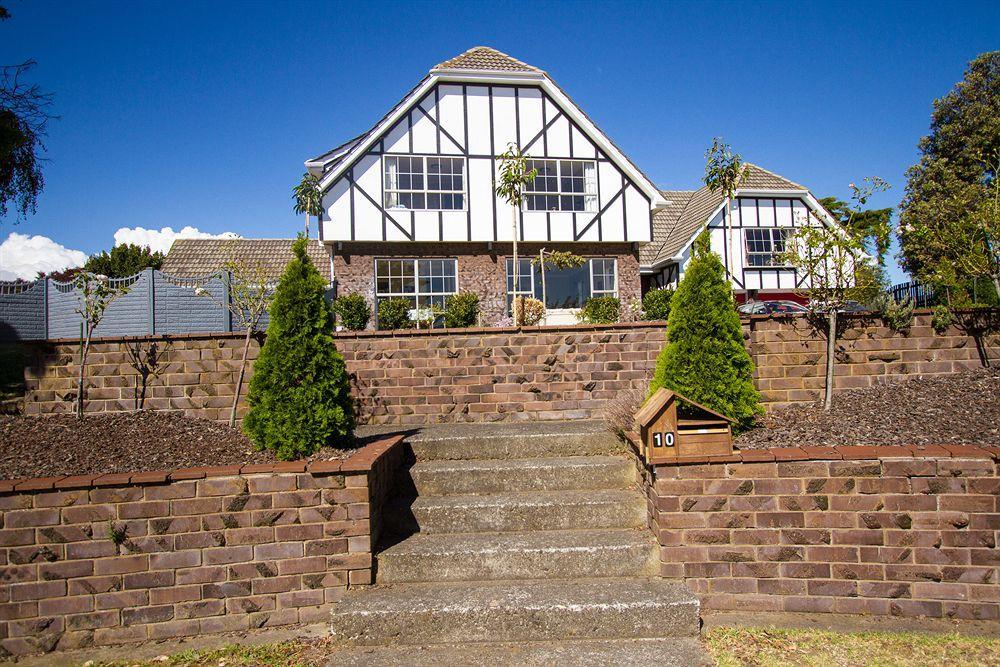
left=165, top=47, right=843, bottom=325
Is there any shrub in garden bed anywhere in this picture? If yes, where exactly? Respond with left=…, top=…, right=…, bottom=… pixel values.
left=512, top=296, right=546, bottom=326
left=651, top=234, right=761, bottom=430
left=444, top=291, right=479, bottom=328
left=244, top=237, right=355, bottom=460
left=642, top=287, right=673, bottom=321
left=377, top=298, right=413, bottom=330
left=333, top=293, right=371, bottom=331
left=578, top=296, right=621, bottom=324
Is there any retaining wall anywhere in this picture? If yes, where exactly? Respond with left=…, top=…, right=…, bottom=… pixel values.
left=21, top=312, right=998, bottom=423
left=0, top=435, right=403, bottom=656
left=633, top=441, right=1000, bottom=620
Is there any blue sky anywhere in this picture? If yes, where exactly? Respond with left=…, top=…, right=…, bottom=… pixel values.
left=1, top=0, right=998, bottom=282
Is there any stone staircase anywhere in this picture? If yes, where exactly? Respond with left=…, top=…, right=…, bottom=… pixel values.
left=327, top=422, right=705, bottom=665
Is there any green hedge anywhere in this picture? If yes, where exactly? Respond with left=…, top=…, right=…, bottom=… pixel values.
left=578, top=296, right=621, bottom=324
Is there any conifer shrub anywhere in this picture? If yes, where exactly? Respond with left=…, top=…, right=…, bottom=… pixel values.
left=243, top=237, right=354, bottom=460
left=578, top=296, right=621, bottom=324
left=444, top=292, right=479, bottom=328
left=650, top=241, right=761, bottom=431
left=332, top=293, right=370, bottom=331
left=377, top=298, right=413, bottom=330
left=642, top=287, right=674, bottom=321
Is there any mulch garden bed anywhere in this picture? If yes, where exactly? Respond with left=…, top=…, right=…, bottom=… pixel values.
left=0, top=412, right=357, bottom=480
left=736, top=367, right=1000, bottom=449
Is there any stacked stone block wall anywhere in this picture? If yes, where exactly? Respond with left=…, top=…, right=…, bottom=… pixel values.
left=635, top=443, right=999, bottom=620
left=0, top=436, right=402, bottom=656
left=22, top=311, right=1000, bottom=424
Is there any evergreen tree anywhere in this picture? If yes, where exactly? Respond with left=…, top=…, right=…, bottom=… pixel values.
left=650, top=234, right=761, bottom=430
left=243, top=236, right=354, bottom=459
left=84, top=243, right=164, bottom=278
left=899, top=51, right=1000, bottom=300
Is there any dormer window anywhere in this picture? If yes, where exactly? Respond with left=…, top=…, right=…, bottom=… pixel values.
left=384, top=156, right=466, bottom=210
left=525, top=159, right=597, bottom=212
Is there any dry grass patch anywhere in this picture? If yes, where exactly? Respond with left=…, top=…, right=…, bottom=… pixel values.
left=705, top=626, right=1000, bottom=667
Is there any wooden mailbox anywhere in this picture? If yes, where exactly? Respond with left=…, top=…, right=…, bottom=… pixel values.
left=634, top=388, right=735, bottom=464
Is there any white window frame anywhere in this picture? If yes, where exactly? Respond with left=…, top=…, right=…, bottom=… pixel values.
left=374, top=258, right=459, bottom=314
left=524, top=159, right=598, bottom=213
left=383, top=155, right=467, bottom=211
left=589, top=258, right=618, bottom=297
left=744, top=228, right=793, bottom=268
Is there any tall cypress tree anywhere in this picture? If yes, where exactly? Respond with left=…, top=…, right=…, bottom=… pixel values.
left=650, top=234, right=761, bottom=430
left=243, top=237, right=354, bottom=459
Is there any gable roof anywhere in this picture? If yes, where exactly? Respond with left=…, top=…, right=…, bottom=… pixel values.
left=306, top=47, right=667, bottom=209
left=641, top=164, right=809, bottom=268
left=635, top=388, right=736, bottom=426
left=162, top=239, right=332, bottom=282
left=433, top=46, right=541, bottom=73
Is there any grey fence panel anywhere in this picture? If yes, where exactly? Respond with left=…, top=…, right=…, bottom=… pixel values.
left=153, top=272, right=229, bottom=335
left=0, top=280, right=46, bottom=341
left=0, top=269, right=334, bottom=340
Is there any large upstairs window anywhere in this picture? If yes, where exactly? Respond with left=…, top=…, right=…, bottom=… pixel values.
left=745, top=228, right=792, bottom=267
left=525, top=159, right=597, bottom=212
left=384, top=156, right=465, bottom=211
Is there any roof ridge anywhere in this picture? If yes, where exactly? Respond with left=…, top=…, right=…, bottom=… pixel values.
left=743, top=162, right=807, bottom=190
left=432, top=46, right=542, bottom=73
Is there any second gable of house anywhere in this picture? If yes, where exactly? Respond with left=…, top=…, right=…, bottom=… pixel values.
left=310, top=48, right=661, bottom=245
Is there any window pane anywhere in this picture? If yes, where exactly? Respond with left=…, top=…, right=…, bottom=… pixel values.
left=545, top=264, right=590, bottom=308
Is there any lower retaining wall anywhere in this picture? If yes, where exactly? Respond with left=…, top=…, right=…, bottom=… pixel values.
left=635, top=443, right=1000, bottom=620
left=21, top=312, right=1000, bottom=424
left=0, top=436, right=403, bottom=656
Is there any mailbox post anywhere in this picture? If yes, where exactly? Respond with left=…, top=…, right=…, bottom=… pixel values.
left=634, top=388, right=735, bottom=464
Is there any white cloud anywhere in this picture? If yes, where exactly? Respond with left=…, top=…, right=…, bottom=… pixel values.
left=0, top=233, right=88, bottom=281
left=113, top=226, right=241, bottom=255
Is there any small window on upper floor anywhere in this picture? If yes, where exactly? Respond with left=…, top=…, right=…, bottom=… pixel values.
left=525, top=159, right=597, bottom=212
left=384, top=156, right=466, bottom=211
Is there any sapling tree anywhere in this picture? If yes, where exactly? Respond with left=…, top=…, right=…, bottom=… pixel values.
left=293, top=172, right=323, bottom=239
left=704, top=138, right=750, bottom=272
left=496, top=143, right=537, bottom=326
left=72, top=273, right=128, bottom=418
left=124, top=340, right=166, bottom=410
left=532, top=248, right=585, bottom=310
left=196, top=247, right=273, bottom=427
left=782, top=177, right=889, bottom=410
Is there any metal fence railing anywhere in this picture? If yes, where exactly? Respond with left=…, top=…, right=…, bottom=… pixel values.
left=888, top=281, right=935, bottom=308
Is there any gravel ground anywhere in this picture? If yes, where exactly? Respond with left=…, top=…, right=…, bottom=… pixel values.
left=0, top=412, right=356, bottom=480
left=737, top=367, right=1000, bottom=449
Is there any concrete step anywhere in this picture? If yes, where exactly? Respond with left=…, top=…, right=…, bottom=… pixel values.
left=385, top=488, right=646, bottom=534
left=326, top=637, right=712, bottom=666
left=398, top=420, right=622, bottom=461
left=329, top=577, right=700, bottom=646
left=409, top=455, right=633, bottom=496
left=377, top=528, right=657, bottom=583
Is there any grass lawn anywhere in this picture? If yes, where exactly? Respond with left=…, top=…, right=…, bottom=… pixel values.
left=705, top=626, right=1000, bottom=667
left=90, top=627, right=1000, bottom=667
left=93, top=641, right=314, bottom=666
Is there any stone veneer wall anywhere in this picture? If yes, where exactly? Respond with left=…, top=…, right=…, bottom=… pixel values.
left=632, top=441, right=999, bottom=620
left=332, top=242, right=642, bottom=327
left=0, top=436, right=403, bottom=656
left=22, top=312, right=1000, bottom=424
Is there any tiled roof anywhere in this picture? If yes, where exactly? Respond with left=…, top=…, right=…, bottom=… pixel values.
left=433, top=46, right=541, bottom=73
left=640, top=191, right=694, bottom=266
left=162, top=239, right=332, bottom=282
left=641, top=164, right=808, bottom=268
